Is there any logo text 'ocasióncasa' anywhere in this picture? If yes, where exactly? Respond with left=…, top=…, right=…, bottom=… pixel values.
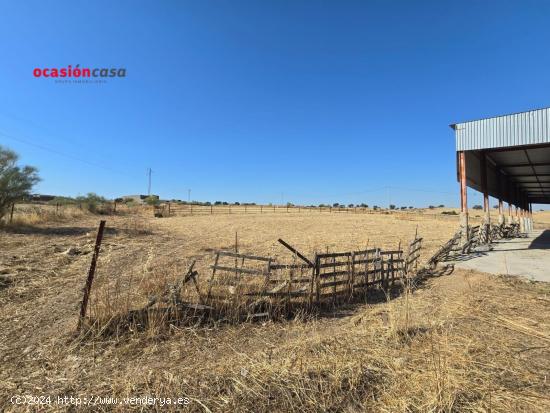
left=33, top=65, right=126, bottom=80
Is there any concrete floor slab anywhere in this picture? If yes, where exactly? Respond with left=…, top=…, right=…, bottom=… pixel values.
left=450, top=229, right=550, bottom=282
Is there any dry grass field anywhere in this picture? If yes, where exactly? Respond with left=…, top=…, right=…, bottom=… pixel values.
left=1, top=209, right=549, bottom=412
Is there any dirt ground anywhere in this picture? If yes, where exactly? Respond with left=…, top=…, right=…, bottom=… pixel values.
left=1, top=211, right=549, bottom=412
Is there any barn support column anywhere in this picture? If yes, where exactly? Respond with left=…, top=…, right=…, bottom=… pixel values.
left=514, top=187, right=520, bottom=224
left=525, top=200, right=533, bottom=232
left=458, top=151, right=469, bottom=244
left=507, top=181, right=514, bottom=225
left=480, top=152, right=490, bottom=243
left=497, top=173, right=504, bottom=226
left=519, top=199, right=525, bottom=233
left=524, top=200, right=531, bottom=233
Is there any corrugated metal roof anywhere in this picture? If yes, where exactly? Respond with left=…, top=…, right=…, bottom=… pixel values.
left=451, top=107, right=550, bottom=151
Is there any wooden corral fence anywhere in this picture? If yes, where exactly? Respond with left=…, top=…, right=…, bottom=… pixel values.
left=76, top=221, right=427, bottom=331
left=165, top=204, right=377, bottom=216
left=426, top=221, right=522, bottom=268
left=201, top=235, right=423, bottom=318
left=158, top=203, right=470, bottom=221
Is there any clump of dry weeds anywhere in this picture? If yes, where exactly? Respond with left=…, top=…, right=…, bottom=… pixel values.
left=64, top=270, right=549, bottom=412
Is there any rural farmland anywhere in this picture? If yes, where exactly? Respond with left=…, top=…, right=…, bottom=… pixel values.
left=1, top=206, right=549, bottom=411
left=2, top=2, right=550, bottom=412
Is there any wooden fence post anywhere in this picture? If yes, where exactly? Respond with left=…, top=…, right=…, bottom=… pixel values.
left=315, top=255, right=321, bottom=304
left=77, top=220, right=106, bottom=331
left=349, top=252, right=354, bottom=297
left=167, top=202, right=170, bottom=216
left=9, top=203, right=15, bottom=223
left=211, top=204, right=213, bottom=214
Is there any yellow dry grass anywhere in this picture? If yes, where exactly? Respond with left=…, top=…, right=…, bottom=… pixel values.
left=0, top=209, right=549, bottom=412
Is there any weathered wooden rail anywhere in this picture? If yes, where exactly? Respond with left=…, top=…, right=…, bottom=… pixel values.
left=201, top=235, right=422, bottom=317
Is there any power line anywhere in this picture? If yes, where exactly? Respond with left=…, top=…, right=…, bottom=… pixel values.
left=0, top=129, right=141, bottom=180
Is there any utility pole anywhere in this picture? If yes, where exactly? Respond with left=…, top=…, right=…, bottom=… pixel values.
left=188, top=189, right=191, bottom=203
left=147, top=168, right=152, bottom=196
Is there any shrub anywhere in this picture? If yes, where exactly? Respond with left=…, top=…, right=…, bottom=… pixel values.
left=48, top=196, right=76, bottom=206
left=76, top=193, right=107, bottom=213
left=0, top=146, right=40, bottom=221
left=441, top=211, right=458, bottom=215
left=144, top=196, right=160, bottom=206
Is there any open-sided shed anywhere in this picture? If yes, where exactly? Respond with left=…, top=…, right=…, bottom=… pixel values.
left=450, top=107, right=550, bottom=238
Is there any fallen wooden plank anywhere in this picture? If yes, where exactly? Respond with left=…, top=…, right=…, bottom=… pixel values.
left=316, top=251, right=352, bottom=259
left=268, top=277, right=311, bottom=284
left=244, top=290, right=309, bottom=297
left=277, top=239, right=314, bottom=267
left=269, top=263, right=311, bottom=270
left=209, top=265, right=266, bottom=275
left=217, top=251, right=272, bottom=262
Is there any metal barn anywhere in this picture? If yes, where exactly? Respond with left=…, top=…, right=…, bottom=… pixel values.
left=450, top=107, right=550, bottom=241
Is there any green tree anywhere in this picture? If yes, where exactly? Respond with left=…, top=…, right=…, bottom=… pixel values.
left=144, top=195, right=160, bottom=206
left=0, top=146, right=40, bottom=220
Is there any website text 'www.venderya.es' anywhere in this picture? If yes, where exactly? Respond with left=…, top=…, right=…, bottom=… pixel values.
left=10, top=394, right=190, bottom=408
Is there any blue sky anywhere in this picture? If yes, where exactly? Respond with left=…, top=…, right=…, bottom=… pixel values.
left=1, top=1, right=550, bottom=208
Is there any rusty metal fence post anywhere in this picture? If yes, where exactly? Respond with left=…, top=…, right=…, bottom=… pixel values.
left=77, top=220, right=106, bottom=331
